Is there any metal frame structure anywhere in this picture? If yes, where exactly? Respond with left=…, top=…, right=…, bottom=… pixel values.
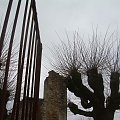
left=0, top=0, right=42, bottom=120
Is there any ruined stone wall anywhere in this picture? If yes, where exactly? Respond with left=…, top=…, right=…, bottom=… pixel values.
left=42, top=70, right=67, bottom=120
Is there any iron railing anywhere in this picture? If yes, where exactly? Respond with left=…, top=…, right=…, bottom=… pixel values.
left=0, top=0, right=42, bottom=120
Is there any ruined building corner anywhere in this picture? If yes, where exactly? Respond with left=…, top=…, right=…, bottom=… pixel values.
left=39, top=70, right=67, bottom=120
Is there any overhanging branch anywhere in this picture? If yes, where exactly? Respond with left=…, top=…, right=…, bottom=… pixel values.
left=81, top=98, right=93, bottom=109
left=68, top=102, right=93, bottom=117
left=67, top=71, right=96, bottom=104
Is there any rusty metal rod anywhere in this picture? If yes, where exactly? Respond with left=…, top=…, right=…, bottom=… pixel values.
left=29, top=35, right=37, bottom=120
left=10, top=0, right=29, bottom=119
left=21, top=14, right=34, bottom=120
left=15, top=4, right=32, bottom=120
left=30, top=1, right=42, bottom=120
left=25, top=24, right=36, bottom=120
left=11, top=0, right=29, bottom=120
left=0, top=0, right=13, bottom=57
left=32, top=40, right=42, bottom=120
left=31, top=0, right=41, bottom=42
left=0, top=0, right=22, bottom=119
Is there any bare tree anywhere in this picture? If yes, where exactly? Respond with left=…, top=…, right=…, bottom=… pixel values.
left=52, top=31, right=120, bottom=120
left=0, top=33, right=18, bottom=118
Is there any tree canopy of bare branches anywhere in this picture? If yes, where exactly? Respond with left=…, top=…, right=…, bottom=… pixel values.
left=52, top=30, right=120, bottom=120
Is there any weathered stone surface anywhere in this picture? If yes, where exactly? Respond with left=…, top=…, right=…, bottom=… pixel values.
left=42, top=70, right=67, bottom=120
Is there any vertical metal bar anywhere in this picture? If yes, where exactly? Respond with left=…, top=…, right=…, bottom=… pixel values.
left=21, top=16, right=34, bottom=120
left=31, top=0, right=42, bottom=120
left=10, top=0, right=29, bottom=119
left=31, top=0, right=41, bottom=43
left=25, top=26, right=36, bottom=120
left=0, top=0, right=42, bottom=119
left=32, top=41, right=42, bottom=120
left=29, top=38, right=37, bottom=120
left=0, top=0, right=13, bottom=57
left=0, top=0, right=22, bottom=119
left=15, top=5, right=32, bottom=120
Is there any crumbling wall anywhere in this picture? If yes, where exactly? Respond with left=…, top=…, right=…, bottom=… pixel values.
left=42, top=70, right=67, bottom=120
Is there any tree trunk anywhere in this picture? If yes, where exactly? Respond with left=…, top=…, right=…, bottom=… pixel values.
left=105, top=109, right=115, bottom=120
left=93, top=109, right=115, bottom=120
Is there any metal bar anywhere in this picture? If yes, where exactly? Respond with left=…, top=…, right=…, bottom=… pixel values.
left=32, top=40, right=42, bottom=120
left=31, top=0, right=41, bottom=43
left=30, top=1, right=42, bottom=120
left=25, top=24, right=36, bottom=120
left=21, top=15, right=34, bottom=120
left=0, top=0, right=13, bottom=57
left=0, top=0, right=42, bottom=119
left=10, top=0, right=29, bottom=119
left=0, top=0, right=22, bottom=119
left=15, top=5, right=32, bottom=120
left=29, top=36, right=37, bottom=120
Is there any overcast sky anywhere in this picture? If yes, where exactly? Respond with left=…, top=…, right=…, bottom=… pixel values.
left=35, top=0, right=120, bottom=96
left=37, top=0, right=120, bottom=38
left=1, top=0, right=120, bottom=120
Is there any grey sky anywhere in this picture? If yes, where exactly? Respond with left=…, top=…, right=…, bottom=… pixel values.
left=37, top=0, right=120, bottom=34
left=1, top=0, right=120, bottom=119
left=36, top=0, right=120, bottom=81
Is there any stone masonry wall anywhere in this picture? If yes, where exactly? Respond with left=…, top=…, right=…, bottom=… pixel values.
left=42, top=70, right=67, bottom=120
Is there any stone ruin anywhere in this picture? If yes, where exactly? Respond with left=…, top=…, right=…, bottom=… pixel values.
left=38, top=70, right=67, bottom=120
